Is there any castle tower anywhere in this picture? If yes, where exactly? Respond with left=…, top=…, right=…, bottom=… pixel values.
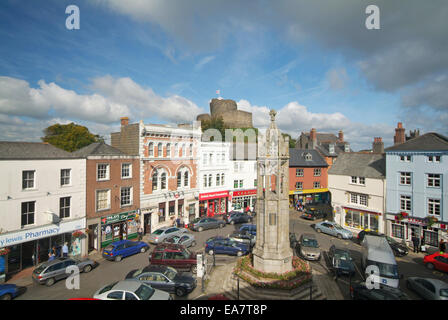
left=252, top=110, right=293, bottom=274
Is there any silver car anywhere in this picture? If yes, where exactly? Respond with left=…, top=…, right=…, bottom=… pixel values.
left=32, top=257, right=98, bottom=286
left=314, top=221, right=353, bottom=239
left=148, top=227, right=189, bottom=245
left=94, top=280, right=172, bottom=300
left=406, top=277, right=448, bottom=300
left=297, top=233, right=321, bottom=261
left=189, top=217, right=225, bottom=232
left=163, top=233, right=196, bottom=248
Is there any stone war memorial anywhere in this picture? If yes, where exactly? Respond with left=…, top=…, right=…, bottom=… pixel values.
left=227, top=110, right=320, bottom=300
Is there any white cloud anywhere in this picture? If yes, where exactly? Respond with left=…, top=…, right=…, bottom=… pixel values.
left=195, top=56, right=216, bottom=70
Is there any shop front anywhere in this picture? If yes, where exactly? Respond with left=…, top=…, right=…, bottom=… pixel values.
left=231, top=189, right=257, bottom=212
left=387, top=214, right=448, bottom=249
left=340, top=206, right=382, bottom=234
left=199, top=191, right=230, bottom=217
left=289, top=188, right=330, bottom=206
left=100, top=211, right=138, bottom=248
left=0, top=218, right=86, bottom=276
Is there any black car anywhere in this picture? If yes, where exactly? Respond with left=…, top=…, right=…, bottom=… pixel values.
left=225, top=212, right=253, bottom=225
left=357, top=230, right=408, bottom=257
left=301, top=209, right=326, bottom=221
left=125, top=265, right=196, bottom=297
left=350, top=282, right=410, bottom=300
left=328, top=245, right=356, bottom=277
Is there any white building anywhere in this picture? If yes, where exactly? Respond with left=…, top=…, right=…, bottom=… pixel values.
left=229, top=143, right=258, bottom=212
left=0, top=142, right=86, bottom=275
left=328, top=153, right=386, bottom=235
left=198, top=141, right=232, bottom=217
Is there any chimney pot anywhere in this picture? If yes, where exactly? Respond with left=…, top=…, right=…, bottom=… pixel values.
left=121, top=117, right=129, bottom=127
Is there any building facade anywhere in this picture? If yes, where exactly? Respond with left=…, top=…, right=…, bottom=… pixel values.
left=0, top=142, right=86, bottom=276
left=329, top=153, right=386, bottom=235
left=198, top=142, right=232, bottom=217
left=385, top=133, right=448, bottom=248
left=73, top=143, right=140, bottom=252
left=229, top=143, right=258, bottom=212
left=111, top=118, right=201, bottom=232
left=289, top=149, right=330, bottom=206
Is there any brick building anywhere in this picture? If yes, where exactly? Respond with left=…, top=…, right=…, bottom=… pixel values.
left=73, top=142, right=140, bottom=252
left=111, top=118, right=201, bottom=232
left=289, top=149, right=330, bottom=206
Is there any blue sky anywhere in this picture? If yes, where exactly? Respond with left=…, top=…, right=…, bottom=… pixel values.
left=0, top=0, right=447, bottom=150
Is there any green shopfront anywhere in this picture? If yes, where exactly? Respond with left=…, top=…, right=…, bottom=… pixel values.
left=100, top=211, right=139, bottom=248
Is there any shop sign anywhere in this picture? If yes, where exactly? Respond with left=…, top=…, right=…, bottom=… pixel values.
left=199, top=191, right=229, bottom=201
left=0, top=218, right=86, bottom=248
left=101, top=211, right=136, bottom=225
left=289, top=188, right=329, bottom=195
left=232, top=189, right=257, bottom=197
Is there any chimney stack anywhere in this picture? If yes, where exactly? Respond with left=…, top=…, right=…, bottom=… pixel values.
left=394, top=122, right=405, bottom=145
left=310, top=128, right=317, bottom=149
left=121, top=117, right=129, bottom=127
left=372, top=137, right=384, bottom=153
left=338, top=130, right=344, bottom=142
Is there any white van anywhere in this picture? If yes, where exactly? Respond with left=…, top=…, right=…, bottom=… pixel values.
left=361, top=235, right=401, bottom=288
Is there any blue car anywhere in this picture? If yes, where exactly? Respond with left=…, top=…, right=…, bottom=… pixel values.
left=239, top=224, right=256, bottom=236
left=205, top=237, right=249, bottom=257
left=102, top=240, right=150, bottom=262
left=0, top=284, right=26, bottom=300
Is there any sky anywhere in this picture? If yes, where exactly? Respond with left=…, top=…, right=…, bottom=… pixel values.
left=0, top=0, right=447, bottom=151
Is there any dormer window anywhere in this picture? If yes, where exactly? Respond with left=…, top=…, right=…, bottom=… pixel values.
left=304, top=153, right=312, bottom=161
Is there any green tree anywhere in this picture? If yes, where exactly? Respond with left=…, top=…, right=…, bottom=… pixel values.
left=200, top=116, right=227, bottom=141
left=282, top=133, right=296, bottom=148
left=41, top=123, right=102, bottom=152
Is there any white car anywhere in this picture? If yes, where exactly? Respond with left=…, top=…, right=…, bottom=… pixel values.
left=94, top=280, right=172, bottom=300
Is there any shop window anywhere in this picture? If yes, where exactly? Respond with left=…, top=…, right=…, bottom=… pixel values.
left=392, top=224, right=404, bottom=239
left=21, top=201, right=35, bottom=226
left=169, top=201, right=175, bottom=216
left=369, top=215, right=379, bottom=232
left=424, top=230, right=438, bottom=247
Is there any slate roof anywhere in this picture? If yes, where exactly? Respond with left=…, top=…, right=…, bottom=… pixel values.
left=302, top=132, right=339, bottom=144
left=316, top=143, right=351, bottom=157
left=289, top=149, right=328, bottom=167
left=385, top=133, right=448, bottom=152
left=328, top=153, right=385, bottom=179
left=72, top=142, right=128, bottom=157
left=0, top=141, right=76, bottom=160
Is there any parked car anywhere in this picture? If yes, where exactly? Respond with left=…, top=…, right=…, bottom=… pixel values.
left=297, top=233, right=321, bottom=261
left=423, top=252, right=448, bottom=273
left=350, top=282, right=410, bottom=300
left=314, top=221, right=353, bottom=239
left=406, top=277, right=448, bottom=300
left=148, top=227, right=189, bottom=244
left=328, top=245, right=355, bottom=277
left=0, top=284, right=26, bottom=300
left=205, top=236, right=249, bottom=256
left=189, top=217, right=225, bottom=232
left=32, top=257, right=98, bottom=286
left=102, top=239, right=149, bottom=262
left=239, top=224, right=256, bottom=236
left=125, top=265, right=196, bottom=297
left=356, top=230, right=409, bottom=257
left=149, top=243, right=198, bottom=274
left=228, top=231, right=256, bottom=248
left=93, top=280, right=172, bottom=300
left=163, top=233, right=196, bottom=248
left=225, top=211, right=253, bottom=225
left=301, top=208, right=326, bottom=221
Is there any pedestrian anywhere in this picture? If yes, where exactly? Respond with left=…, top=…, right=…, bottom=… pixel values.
left=440, top=239, right=446, bottom=253
left=412, top=233, right=420, bottom=253
left=137, top=225, right=143, bottom=241
left=48, top=251, right=55, bottom=261
left=62, top=242, right=69, bottom=258
left=420, top=236, right=426, bottom=253
left=176, top=217, right=181, bottom=228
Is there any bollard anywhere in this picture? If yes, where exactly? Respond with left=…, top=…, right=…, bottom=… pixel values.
left=237, top=276, right=240, bottom=300
left=213, top=252, right=216, bottom=267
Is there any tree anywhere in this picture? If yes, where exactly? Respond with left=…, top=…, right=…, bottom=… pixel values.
left=42, top=123, right=102, bottom=152
left=282, top=133, right=296, bottom=148
left=200, top=116, right=227, bottom=141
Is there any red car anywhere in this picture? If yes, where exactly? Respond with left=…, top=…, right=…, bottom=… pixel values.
left=423, top=252, right=448, bottom=272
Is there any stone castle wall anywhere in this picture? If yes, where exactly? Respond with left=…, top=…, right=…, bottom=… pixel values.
left=197, top=98, right=253, bottom=128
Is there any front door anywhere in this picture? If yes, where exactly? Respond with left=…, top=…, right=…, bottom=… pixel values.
left=144, top=214, right=151, bottom=235
left=208, top=201, right=214, bottom=217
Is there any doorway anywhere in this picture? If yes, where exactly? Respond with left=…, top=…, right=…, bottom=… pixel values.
left=144, top=213, right=151, bottom=235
